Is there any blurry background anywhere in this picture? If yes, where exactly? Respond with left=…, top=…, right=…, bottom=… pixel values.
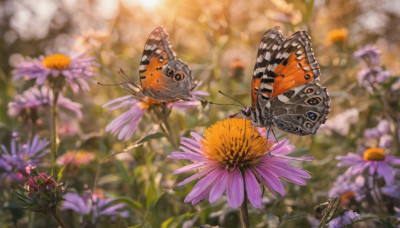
left=1, top=0, right=400, bottom=227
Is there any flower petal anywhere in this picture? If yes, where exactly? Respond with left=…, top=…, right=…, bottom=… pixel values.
left=226, top=168, right=244, bottom=209
left=245, top=169, right=262, bottom=208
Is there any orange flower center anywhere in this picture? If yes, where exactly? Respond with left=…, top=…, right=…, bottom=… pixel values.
left=42, top=53, right=71, bottom=70
left=340, top=191, right=355, bottom=206
left=201, top=118, right=272, bottom=169
left=363, top=148, right=385, bottom=161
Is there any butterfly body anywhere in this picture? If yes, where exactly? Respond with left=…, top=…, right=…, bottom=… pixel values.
left=242, top=27, right=330, bottom=135
left=137, top=26, right=193, bottom=102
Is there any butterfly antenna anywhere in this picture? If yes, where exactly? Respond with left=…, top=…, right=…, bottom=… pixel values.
left=271, top=128, right=278, bottom=143
left=208, top=101, right=243, bottom=107
left=97, top=81, right=134, bottom=87
left=117, top=68, right=142, bottom=90
left=218, top=91, right=246, bottom=108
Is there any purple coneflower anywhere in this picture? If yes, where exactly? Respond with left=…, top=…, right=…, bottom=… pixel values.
left=8, top=86, right=83, bottom=119
left=328, top=210, right=360, bottom=228
left=103, top=91, right=207, bottom=141
left=0, top=135, right=49, bottom=181
left=13, top=52, right=97, bottom=93
left=337, top=148, right=400, bottom=184
left=62, top=190, right=129, bottom=223
left=168, top=118, right=313, bottom=209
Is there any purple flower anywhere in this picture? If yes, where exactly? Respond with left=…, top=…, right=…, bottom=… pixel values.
left=356, top=67, right=390, bottom=93
left=13, top=52, right=97, bottom=93
left=8, top=86, right=83, bottom=119
left=0, top=135, right=49, bottom=181
left=329, top=174, right=366, bottom=202
left=337, top=148, right=400, bottom=184
left=381, top=169, right=400, bottom=199
left=103, top=95, right=148, bottom=141
left=62, top=191, right=129, bottom=223
left=168, top=118, right=313, bottom=209
left=354, top=45, right=381, bottom=66
left=364, top=119, right=389, bottom=138
left=103, top=90, right=208, bottom=141
left=328, top=210, right=360, bottom=228
left=323, top=108, right=359, bottom=136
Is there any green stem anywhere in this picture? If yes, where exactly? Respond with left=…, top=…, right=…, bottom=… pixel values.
left=51, top=90, right=60, bottom=177
left=51, top=210, right=67, bottom=228
left=240, top=197, right=249, bottom=228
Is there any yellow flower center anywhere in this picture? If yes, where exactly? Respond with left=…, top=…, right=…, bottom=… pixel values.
left=138, top=101, right=150, bottom=110
left=363, top=148, right=385, bottom=161
left=326, top=28, right=348, bottom=44
left=201, top=118, right=272, bottom=169
left=42, top=53, right=71, bottom=70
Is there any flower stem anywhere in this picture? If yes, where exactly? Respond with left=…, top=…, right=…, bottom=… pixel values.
left=51, top=210, right=67, bottom=228
left=240, top=198, right=250, bottom=228
left=51, top=90, right=60, bottom=177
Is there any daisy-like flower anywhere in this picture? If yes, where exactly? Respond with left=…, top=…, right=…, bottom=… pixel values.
left=0, top=135, right=49, bottom=181
left=354, top=45, right=381, bottom=66
left=13, top=52, right=97, bottom=93
left=8, top=86, right=83, bottom=119
left=328, top=210, right=360, bottom=228
left=62, top=190, right=129, bottom=224
left=168, top=118, right=313, bottom=209
left=337, top=148, right=400, bottom=184
left=103, top=90, right=208, bottom=141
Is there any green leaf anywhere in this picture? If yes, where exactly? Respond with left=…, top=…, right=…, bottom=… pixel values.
left=138, top=132, right=165, bottom=144
left=114, top=159, right=131, bottom=182
left=57, top=165, right=66, bottom=181
left=282, top=211, right=308, bottom=220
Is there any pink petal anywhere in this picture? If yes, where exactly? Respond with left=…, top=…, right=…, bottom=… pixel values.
left=244, top=169, right=262, bottom=208
left=177, top=168, right=214, bottom=186
left=209, top=169, right=229, bottom=203
left=226, top=169, right=244, bottom=209
left=185, top=169, right=220, bottom=202
left=255, top=165, right=285, bottom=196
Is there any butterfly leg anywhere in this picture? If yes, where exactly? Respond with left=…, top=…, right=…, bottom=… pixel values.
left=266, top=127, right=273, bottom=157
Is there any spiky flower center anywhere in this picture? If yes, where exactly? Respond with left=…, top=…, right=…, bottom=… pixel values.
left=363, top=148, right=385, bottom=161
left=201, top=118, right=272, bottom=169
left=42, top=53, right=71, bottom=70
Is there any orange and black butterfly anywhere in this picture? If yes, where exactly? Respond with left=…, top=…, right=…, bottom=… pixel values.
left=242, top=27, right=330, bottom=135
left=137, top=26, right=194, bottom=102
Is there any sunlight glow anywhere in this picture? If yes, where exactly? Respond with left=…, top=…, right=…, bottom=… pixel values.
left=138, top=0, right=161, bottom=8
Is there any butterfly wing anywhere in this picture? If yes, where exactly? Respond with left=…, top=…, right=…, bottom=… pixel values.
left=268, top=83, right=330, bottom=135
left=251, top=27, right=285, bottom=109
left=139, top=26, right=193, bottom=102
left=257, top=30, right=320, bottom=102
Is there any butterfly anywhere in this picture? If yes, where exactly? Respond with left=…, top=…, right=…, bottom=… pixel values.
left=120, top=26, right=194, bottom=103
left=241, top=27, right=330, bottom=136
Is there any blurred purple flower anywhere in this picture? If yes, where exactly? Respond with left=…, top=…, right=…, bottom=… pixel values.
left=356, top=67, right=390, bottom=93
left=8, top=86, right=83, bottom=119
left=323, top=108, right=359, bottom=136
left=364, top=119, right=392, bottom=149
left=0, top=135, right=49, bottom=181
left=364, top=119, right=389, bottom=138
left=168, top=118, right=313, bottom=209
left=329, top=174, right=366, bottom=202
left=103, top=90, right=208, bottom=141
left=13, top=52, right=97, bottom=93
left=381, top=169, right=400, bottom=199
left=337, top=148, right=400, bottom=184
left=328, top=210, right=360, bottom=228
left=353, top=45, right=381, bottom=66
left=62, top=191, right=129, bottom=223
